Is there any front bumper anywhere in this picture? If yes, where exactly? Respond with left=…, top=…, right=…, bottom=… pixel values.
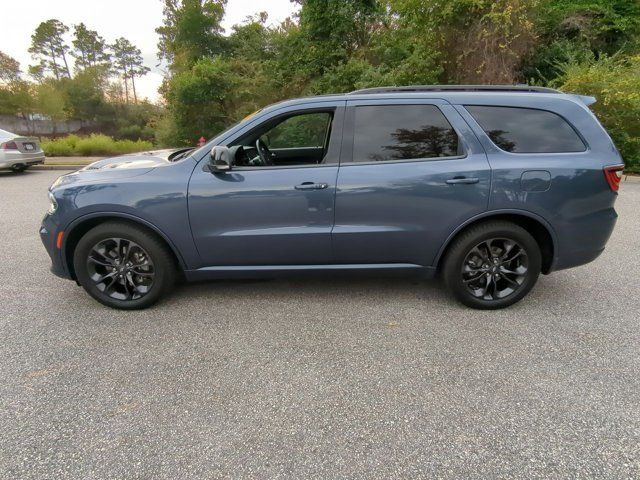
left=39, top=219, right=71, bottom=279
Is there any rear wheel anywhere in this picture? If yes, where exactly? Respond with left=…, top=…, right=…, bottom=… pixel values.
left=11, top=164, right=27, bottom=173
left=442, top=221, right=541, bottom=309
left=73, top=222, right=176, bottom=309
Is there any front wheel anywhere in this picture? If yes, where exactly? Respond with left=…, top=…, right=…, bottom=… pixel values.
left=73, top=222, right=176, bottom=309
left=442, top=221, right=541, bottom=309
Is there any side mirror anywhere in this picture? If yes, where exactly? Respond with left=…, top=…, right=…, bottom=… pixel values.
left=209, top=146, right=232, bottom=173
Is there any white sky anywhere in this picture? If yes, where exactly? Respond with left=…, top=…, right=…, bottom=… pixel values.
left=0, top=0, right=298, bottom=102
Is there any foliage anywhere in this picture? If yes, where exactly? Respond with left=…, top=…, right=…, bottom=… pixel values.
left=0, top=51, right=21, bottom=83
left=28, top=19, right=72, bottom=80
left=71, top=23, right=111, bottom=71
left=156, top=0, right=228, bottom=72
left=41, top=134, right=153, bottom=156
left=552, top=53, right=640, bottom=171
left=111, top=38, right=150, bottom=104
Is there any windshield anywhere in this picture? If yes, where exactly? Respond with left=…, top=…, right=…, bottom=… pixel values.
left=0, top=128, right=17, bottom=139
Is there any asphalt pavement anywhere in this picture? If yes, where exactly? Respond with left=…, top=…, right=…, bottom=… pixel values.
left=1, top=170, right=639, bottom=479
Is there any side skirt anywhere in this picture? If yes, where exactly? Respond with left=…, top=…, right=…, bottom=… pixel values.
left=183, top=263, right=436, bottom=281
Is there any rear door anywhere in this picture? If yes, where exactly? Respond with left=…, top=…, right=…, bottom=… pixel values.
left=332, top=98, right=491, bottom=267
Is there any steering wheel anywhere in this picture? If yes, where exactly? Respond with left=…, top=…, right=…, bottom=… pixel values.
left=255, top=138, right=274, bottom=166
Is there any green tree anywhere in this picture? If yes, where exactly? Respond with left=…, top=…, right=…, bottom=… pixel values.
left=111, top=37, right=150, bottom=103
left=156, top=0, right=228, bottom=72
left=28, top=19, right=71, bottom=80
left=0, top=51, right=21, bottom=84
left=523, top=0, right=640, bottom=81
left=71, top=23, right=111, bottom=71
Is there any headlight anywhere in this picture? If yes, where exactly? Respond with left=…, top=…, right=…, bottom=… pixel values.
left=47, top=191, right=58, bottom=215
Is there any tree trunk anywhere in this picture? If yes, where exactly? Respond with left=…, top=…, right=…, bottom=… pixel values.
left=123, top=68, right=129, bottom=104
left=61, top=52, right=71, bottom=78
left=131, top=75, right=138, bottom=104
left=50, top=45, right=60, bottom=80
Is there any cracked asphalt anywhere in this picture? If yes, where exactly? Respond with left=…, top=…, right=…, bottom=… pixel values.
left=1, top=170, right=639, bottom=479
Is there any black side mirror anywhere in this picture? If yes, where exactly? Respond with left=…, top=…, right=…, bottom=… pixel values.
left=209, top=146, right=232, bottom=173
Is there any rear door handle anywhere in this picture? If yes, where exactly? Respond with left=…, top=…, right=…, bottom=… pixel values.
left=294, top=182, right=328, bottom=190
left=446, top=177, right=479, bottom=185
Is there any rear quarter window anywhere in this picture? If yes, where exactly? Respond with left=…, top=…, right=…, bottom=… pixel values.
left=465, top=106, right=586, bottom=153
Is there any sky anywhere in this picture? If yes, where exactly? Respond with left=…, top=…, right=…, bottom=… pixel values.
left=0, top=0, right=298, bottom=102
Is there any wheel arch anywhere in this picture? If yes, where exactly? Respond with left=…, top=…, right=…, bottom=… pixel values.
left=62, top=213, right=186, bottom=280
left=434, top=210, right=557, bottom=274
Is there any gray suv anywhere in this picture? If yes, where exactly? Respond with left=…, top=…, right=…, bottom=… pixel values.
left=41, top=85, right=623, bottom=310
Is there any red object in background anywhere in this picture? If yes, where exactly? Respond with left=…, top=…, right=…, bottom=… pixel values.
left=198, top=136, right=206, bottom=147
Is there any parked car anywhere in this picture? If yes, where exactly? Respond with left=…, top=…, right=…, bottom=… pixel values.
left=0, top=128, right=45, bottom=172
left=40, top=85, right=623, bottom=310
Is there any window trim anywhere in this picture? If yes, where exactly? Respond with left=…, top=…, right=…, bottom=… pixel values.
left=341, top=102, right=467, bottom=165
left=463, top=105, right=588, bottom=155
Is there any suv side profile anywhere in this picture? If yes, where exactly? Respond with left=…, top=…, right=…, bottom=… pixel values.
left=40, top=85, right=623, bottom=310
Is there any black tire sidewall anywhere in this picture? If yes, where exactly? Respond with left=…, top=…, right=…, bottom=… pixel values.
left=443, top=222, right=542, bottom=309
left=73, top=223, right=175, bottom=310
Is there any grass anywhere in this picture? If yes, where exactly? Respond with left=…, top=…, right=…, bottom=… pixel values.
left=41, top=134, right=153, bottom=157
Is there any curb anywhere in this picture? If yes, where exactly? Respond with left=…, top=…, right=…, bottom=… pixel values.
left=32, top=165, right=83, bottom=171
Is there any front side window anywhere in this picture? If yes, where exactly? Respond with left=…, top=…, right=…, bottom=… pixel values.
left=231, top=111, right=333, bottom=167
left=351, top=105, right=461, bottom=163
left=267, top=113, right=331, bottom=149
left=465, top=105, right=586, bottom=153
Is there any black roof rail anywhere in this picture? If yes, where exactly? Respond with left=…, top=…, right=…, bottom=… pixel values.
left=347, top=85, right=561, bottom=95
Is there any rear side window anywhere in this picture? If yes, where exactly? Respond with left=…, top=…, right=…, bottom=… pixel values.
left=465, top=106, right=586, bottom=153
left=352, top=105, right=460, bottom=162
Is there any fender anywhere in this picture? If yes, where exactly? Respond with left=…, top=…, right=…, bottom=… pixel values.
left=432, top=208, right=559, bottom=270
left=61, top=211, right=188, bottom=276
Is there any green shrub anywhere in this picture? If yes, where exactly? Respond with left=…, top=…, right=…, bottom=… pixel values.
left=553, top=54, right=640, bottom=173
left=117, top=125, right=156, bottom=142
left=41, top=134, right=153, bottom=157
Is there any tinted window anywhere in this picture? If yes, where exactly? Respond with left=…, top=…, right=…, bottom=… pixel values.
left=352, top=105, right=460, bottom=162
left=465, top=106, right=585, bottom=153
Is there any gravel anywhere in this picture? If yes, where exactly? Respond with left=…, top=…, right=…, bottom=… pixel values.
left=1, top=170, right=639, bottom=479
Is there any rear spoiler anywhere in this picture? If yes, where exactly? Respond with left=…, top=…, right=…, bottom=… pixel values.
left=572, top=94, right=597, bottom=106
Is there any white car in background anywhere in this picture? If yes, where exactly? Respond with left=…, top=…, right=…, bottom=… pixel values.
left=0, top=128, right=45, bottom=172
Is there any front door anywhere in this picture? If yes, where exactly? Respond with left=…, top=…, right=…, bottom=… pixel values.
left=188, top=105, right=344, bottom=267
left=332, top=99, right=491, bottom=267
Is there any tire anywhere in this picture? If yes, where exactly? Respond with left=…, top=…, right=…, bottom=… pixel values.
left=11, top=164, right=27, bottom=173
left=442, top=221, right=541, bottom=309
left=73, top=222, right=177, bottom=310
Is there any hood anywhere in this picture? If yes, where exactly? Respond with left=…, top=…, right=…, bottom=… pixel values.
left=50, top=148, right=190, bottom=190
left=81, top=149, right=182, bottom=171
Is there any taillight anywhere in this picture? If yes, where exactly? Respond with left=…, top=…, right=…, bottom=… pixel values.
left=1, top=141, right=18, bottom=150
left=603, top=164, right=624, bottom=192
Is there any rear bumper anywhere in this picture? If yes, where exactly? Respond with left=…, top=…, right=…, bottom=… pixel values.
left=0, top=153, right=45, bottom=169
left=550, top=207, right=617, bottom=272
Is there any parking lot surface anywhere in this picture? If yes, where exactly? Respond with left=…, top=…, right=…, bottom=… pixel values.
left=1, top=170, right=639, bottom=479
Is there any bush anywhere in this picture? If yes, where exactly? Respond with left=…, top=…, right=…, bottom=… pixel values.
left=117, top=124, right=156, bottom=142
left=41, top=134, right=153, bottom=157
left=553, top=54, right=640, bottom=173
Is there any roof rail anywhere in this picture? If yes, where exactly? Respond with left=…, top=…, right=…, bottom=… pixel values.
left=348, top=85, right=561, bottom=95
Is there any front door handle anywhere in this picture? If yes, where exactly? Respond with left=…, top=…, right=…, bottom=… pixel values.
left=446, top=177, right=479, bottom=185
left=295, top=182, right=328, bottom=190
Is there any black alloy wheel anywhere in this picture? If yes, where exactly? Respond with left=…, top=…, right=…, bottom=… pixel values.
left=87, top=238, right=155, bottom=301
left=73, top=222, right=176, bottom=309
left=443, top=221, right=541, bottom=309
left=461, top=238, right=529, bottom=301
